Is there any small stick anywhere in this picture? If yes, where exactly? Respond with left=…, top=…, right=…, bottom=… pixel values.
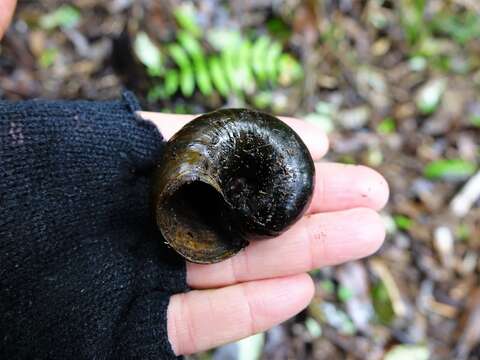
left=450, top=170, right=480, bottom=217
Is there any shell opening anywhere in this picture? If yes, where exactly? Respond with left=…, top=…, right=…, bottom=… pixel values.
left=160, top=180, right=246, bottom=263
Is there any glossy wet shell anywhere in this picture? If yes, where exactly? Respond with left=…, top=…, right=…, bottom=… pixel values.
left=153, top=108, right=315, bottom=264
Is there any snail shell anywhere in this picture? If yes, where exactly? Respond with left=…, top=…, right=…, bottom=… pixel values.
left=153, top=109, right=315, bottom=264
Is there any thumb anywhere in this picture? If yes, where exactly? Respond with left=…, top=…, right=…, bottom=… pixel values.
left=137, top=110, right=329, bottom=161
left=137, top=111, right=195, bottom=141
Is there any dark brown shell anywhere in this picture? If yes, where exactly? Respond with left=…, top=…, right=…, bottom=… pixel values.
left=153, top=108, right=315, bottom=264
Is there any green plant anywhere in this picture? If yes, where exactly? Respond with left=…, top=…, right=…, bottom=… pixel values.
left=38, top=48, right=59, bottom=68
left=39, top=5, right=81, bottom=30
left=393, top=215, right=413, bottom=231
left=371, top=281, right=395, bottom=325
left=424, top=159, right=477, bottom=180
left=134, top=5, right=303, bottom=101
left=337, top=286, right=354, bottom=303
left=376, top=117, right=396, bottom=134
left=398, top=0, right=427, bottom=46
left=431, top=11, right=480, bottom=45
left=471, top=115, right=480, bottom=128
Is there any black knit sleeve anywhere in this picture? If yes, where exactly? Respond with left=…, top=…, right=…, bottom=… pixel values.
left=0, top=92, right=187, bottom=359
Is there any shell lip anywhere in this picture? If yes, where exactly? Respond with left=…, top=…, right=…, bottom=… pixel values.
left=155, top=174, right=249, bottom=264
left=177, top=241, right=248, bottom=264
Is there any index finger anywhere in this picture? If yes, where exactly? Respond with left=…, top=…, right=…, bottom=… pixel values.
left=138, top=111, right=329, bottom=161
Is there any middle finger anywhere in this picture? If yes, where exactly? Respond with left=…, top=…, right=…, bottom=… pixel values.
left=187, top=207, right=385, bottom=289
left=307, top=162, right=389, bottom=214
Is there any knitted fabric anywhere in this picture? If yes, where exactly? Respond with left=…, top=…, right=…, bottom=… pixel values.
left=0, top=92, right=187, bottom=359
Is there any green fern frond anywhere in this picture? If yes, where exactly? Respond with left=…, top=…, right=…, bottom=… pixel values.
left=137, top=23, right=303, bottom=100
left=252, top=35, right=271, bottom=84
left=177, top=31, right=213, bottom=96
left=208, top=56, right=230, bottom=96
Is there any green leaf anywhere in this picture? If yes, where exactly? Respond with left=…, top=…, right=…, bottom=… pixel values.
left=177, top=32, right=212, bottom=96
left=252, top=36, right=271, bottom=83
left=177, top=31, right=203, bottom=62
left=305, top=317, right=322, bottom=338
left=134, top=32, right=163, bottom=76
left=338, top=155, right=356, bottom=165
left=252, top=91, right=272, bottom=109
left=320, top=280, right=335, bottom=294
left=456, top=224, right=470, bottom=241
left=265, top=41, right=282, bottom=83
left=384, top=345, right=429, bottom=360
left=174, top=103, right=189, bottom=114
left=222, top=46, right=242, bottom=93
left=39, top=5, right=81, bottom=30
left=147, top=84, right=165, bottom=102
left=208, top=56, right=230, bottom=97
left=168, top=43, right=195, bottom=97
left=371, top=281, right=395, bottom=325
left=180, top=67, right=195, bottom=97
left=399, top=0, right=427, bottom=45
left=195, top=61, right=213, bottom=96
left=376, top=117, right=396, bottom=134
left=206, top=29, right=242, bottom=51
left=308, top=268, right=321, bottom=277
left=163, top=70, right=179, bottom=97
left=470, top=115, right=480, bottom=127
left=277, top=54, right=303, bottom=86
left=170, top=43, right=195, bottom=96
left=173, top=4, right=201, bottom=37
left=215, top=33, right=244, bottom=93
left=431, top=12, right=480, bottom=45
left=424, top=159, right=477, bottom=180
left=169, top=43, right=192, bottom=70
left=266, top=18, right=291, bottom=40
left=38, top=48, right=58, bottom=68
left=337, top=286, right=354, bottom=302
left=393, top=215, right=413, bottom=231
left=238, top=39, right=255, bottom=92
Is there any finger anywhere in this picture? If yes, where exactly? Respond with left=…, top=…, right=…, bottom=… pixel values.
left=0, top=0, right=16, bottom=40
left=308, top=163, right=389, bottom=214
left=138, top=112, right=195, bottom=140
left=187, top=208, right=385, bottom=289
left=138, top=111, right=329, bottom=160
left=167, top=273, right=314, bottom=355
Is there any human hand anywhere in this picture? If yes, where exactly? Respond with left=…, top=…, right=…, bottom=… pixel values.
left=140, top=111, right=389, bottom=356
left=0, top=0, right=16, bottom=40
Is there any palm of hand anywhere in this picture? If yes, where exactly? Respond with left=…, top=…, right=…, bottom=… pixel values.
left=142, top=112, right=389, bottom=356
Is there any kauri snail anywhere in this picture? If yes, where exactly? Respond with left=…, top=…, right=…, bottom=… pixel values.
left=153, top=109, right=315, bottom=264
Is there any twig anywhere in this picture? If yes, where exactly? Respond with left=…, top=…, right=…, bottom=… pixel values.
left=450, top=171, right=480, bottom=217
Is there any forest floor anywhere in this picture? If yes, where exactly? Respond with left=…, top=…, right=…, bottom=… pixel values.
left=1, top=1, right=480, bottom=359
